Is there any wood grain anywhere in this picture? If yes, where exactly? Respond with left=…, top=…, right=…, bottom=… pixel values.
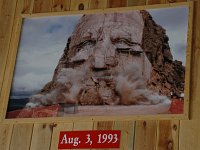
left=0, top=124, right=13, bottom=150
left=179, top=121, right=199, bottom=150
left=134, top=121, right=158, bottom=150
left=179, top=1, right=200, bottom=150
left=29, top=123, right=53, bottom=150
left=33, top=0, right=53, bottom=13
left=9, top=124, right=33, bottom=150
left=147, top=0, right=166, bottom=4
left=93, top=121, right=113, bottom=150
left=113, top=121, right=135, bottom=150
left=107, top=0, right=127, bottom=8
left=0, top=0, right=24, bottom=121
left=0, top=0, right=17, bottom=120
left=22, top=0, right=34, bottom=14
left=128, top=0, right=146, bottom=6
left=166, top=0, right=187, bottom=3
left=89, top=0, right=107, bottom=9
left=52, top=0, right=70, bottom=12
left=94, top=121, right=114, bottom=130
left=70, top=0, right=90, bottom=10
left=50, top=123, right=73, bottom=150
left=157, top=120, right=179, bottom=150
left=73, top=122, right=94, bottom=130
left=73, top=122, right=94, bottom=150
left=0, top=0, right=3, bottom=16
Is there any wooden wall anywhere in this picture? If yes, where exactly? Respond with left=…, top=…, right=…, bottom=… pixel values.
left=0, top=0, right=199, bottom=150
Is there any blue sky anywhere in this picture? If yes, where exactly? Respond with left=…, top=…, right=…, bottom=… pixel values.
left=148, top=6, right=188, bottom=66
left=11, top=6, right=189, bottom=93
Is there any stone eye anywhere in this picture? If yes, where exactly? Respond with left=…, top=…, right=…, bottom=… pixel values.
left=113, top=39, right=143, bottom=56
left=76, top=40, right=96, bottom=52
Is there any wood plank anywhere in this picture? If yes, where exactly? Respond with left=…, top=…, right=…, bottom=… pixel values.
left=166, top=0, right=187, bottom=3
left=182, top=1, right=194, bottom=120
left=73, top=121, right=94, bottom=130
left=10, top=124, right=33, bottom=150
left=128, top=0, right=146, bottom=6
left=0, top=0, right=17, bottom=118
left=93, top=121, right=114, bottom=150
left=93, top=121, right=114, bottom=130
left=0, top=0, right=25, bottom=121
left=0, top=0, right=3, bottom=17
left=73, top=122, right=94, bottom=150
left=179, top=1, right=200, bottom=150
left=33, top=0, right=53, bottom=13
left=0, top=124, right=13, bottom=150
left=89, top=0, right=107, bottom=9
left=179, top=120, right=200, bottom=150
left=134, top=121, right=157, bottom=150
left=52, top=0, right=70, bottom=12
left=113, top=121, right=135, bottom=150
left=146, top=1, right=181, bottom=150
left=147, top=0, right=166, bottom=4
left=70, top=0, right=90, bottom=11
left=107, top=0, right=127, bottom=8
left=186, top=1, right=200, bottom=120
left=50, top=123, right=73, bottom=150
left=156, top=120, right=179, bottom=150
left=30, top=123, right=53, bottom=150
left=22, top=0, right=34, bottom=14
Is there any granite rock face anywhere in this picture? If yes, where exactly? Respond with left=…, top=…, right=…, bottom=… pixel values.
left=27, top=10, right=184, bottom=107
left=141, top=10, right=185, bottom=97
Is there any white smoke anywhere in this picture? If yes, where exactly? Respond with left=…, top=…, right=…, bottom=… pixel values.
left=26, top=68, right=85, bottom=108
left=56, top=68, right=86, bottom=102
left=26, top=63, right=171, bottom=108
left=115, top=63, right=171, bottom=105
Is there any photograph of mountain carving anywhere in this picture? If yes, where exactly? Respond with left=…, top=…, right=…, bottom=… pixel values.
left=6, top=5, right=189, bottom=119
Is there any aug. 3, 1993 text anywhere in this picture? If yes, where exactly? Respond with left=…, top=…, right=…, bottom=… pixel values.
left=58, top=130, right=121, bottom=149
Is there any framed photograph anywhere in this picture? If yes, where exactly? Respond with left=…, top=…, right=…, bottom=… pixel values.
left=0, top=2, right=193, bottom=123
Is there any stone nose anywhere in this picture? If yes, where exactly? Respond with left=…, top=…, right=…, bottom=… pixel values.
left=91, top=40, right=116, bottom=70
left=91, top=49, right=106, bottom=70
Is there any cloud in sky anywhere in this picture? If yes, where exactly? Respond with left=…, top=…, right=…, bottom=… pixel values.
left=11, top=6, right=189, bottom=93
left=12, top=15, right=82, bottom=92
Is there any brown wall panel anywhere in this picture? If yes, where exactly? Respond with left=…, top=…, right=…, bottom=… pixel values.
left=21, top=0, right=34, bottom=13
left=128, top=0, right=146, bottom=6
left=89, top=0, right=107, bottom=9
left=147, top=0, right=166, bottom=4
left=134, top=121, right=157, bottom=150
left=9, top=124, right=33, bottom=150
left=107, top=0, right=127, bottom=8
left=0, top=124, right=13, bottom=150
left=50, top=123, right=73, bottom=150
left=70, top=0, right=90, bottom=10
left=179, top=1, right=200, bottom=149
left=29, top=124, right=52, bottom=150
left=114, top=121, right=135, bottom=150
left=0, top=0, right=17, bottom=113
left=157, top=121, right=179, bottom=150
left=33, top=0, right=53, bottom=13
left=52, top=0, right=70, bottom=12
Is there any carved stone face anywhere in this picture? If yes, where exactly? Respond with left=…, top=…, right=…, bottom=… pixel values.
left=63, top=11, right=152, bottom=105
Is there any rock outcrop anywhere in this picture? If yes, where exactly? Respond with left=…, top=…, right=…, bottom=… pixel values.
left=141, top=10, right=185, bottom=97
left=27, top=10, right=185, bottom=107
